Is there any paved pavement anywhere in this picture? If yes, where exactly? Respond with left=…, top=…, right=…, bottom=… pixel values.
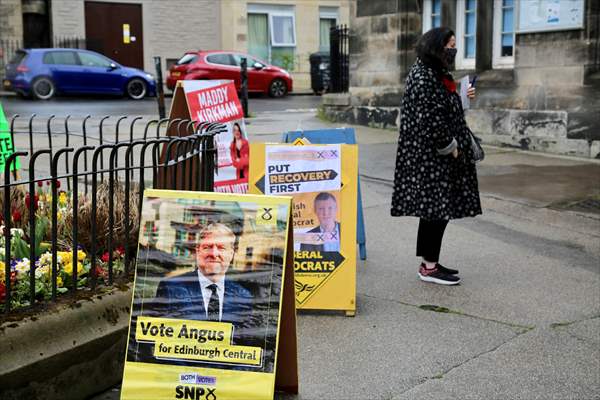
left=61, top=109, right=599, bottom=400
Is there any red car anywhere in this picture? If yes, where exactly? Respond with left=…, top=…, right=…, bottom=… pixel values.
left=167, top=50, right=293, bottom=97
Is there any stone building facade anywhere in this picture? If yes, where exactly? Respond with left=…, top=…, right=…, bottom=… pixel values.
left=323, top=0, right=600, bottom=158
left=1, top=0, right=351, bottom=91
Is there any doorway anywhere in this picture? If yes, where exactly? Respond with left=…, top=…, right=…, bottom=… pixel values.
left=84, top=1, right=144, bottom=69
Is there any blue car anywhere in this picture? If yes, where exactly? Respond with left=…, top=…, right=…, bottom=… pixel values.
left=3, top=48, right=156, bottom=100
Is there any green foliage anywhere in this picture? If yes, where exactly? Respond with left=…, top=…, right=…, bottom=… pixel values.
left=10, top=216, right=51, bottom=260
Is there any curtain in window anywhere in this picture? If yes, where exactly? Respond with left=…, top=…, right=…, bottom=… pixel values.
left=320, top=18, right=335, bottom=52
left=248, top=13, right=269, bottom=62
left=272, top=15, right=295, bottom=45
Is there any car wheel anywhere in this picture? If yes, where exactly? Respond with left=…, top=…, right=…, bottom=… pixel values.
left=126, top=78, right=147, bottom=100
left=31, top=77, right=55, bottom=100
left=269, top=79, right=288, bottom=98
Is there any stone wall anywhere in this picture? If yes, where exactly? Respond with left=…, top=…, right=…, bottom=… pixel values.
left=50, top=0, right=221, bottom=80
left=0, top=0, right=23, bottom=40
left=323, top=0, right=600, bottom=158
left=0, top=288, right=132, bottom=400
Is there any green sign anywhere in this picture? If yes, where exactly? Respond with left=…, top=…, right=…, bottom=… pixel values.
left=0, top=102, right=20, bottom=171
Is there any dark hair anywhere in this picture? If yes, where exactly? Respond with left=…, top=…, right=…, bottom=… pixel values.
left=416, top=27, right=455, bottom=71
left=314, top=192, right=336, bottom=208
left=233, top=122, right=243, bottom=136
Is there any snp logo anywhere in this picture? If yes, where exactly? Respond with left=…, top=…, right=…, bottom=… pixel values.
left=175, top=386, right=217, bottom=400
left=256, top=206, right=277, bottom=225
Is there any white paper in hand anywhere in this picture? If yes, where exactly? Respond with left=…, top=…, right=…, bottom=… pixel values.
left=460, top=75, right=470, bottom=110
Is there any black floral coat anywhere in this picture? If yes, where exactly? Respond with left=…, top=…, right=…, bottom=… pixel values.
left=391, top=58, right=482, bottom=220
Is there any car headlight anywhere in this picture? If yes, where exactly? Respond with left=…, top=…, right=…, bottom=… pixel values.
left=281, top=69, right=290, bottom=77
left=145, top=73, right=155, bottom=81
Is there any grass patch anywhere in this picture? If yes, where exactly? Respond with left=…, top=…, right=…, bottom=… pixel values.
left=316, top=106, right=333, bottom=123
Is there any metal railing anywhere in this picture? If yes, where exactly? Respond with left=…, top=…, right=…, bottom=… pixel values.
left=329, top=25, right=350, bottom=93
left=0, top=115, right=225, bottom=314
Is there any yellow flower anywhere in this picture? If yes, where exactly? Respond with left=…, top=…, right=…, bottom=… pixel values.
left=0, top=261, right=5, bottom=283
left=57, top=276, right=64, bottom=287
left=63, top=261, right=84, bottom=276
left=57, top=251, right=87, bottom=265
left=59, top=192, right=68, bottom=206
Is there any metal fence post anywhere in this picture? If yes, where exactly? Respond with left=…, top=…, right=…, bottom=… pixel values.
left=154, top=56, right=166, bottom=119
left=241, top=57, right=249, bottom=118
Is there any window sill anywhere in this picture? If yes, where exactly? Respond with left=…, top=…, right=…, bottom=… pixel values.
left=454, top=68, right=515, bottom=87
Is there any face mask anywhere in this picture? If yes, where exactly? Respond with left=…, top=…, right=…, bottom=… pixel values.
left=444, top=47, right=457, bottom=66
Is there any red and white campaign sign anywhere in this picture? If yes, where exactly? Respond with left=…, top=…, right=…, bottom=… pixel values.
left=185, top=82, right=244, bottom=123
left=178, top=80, right=249, bottom=194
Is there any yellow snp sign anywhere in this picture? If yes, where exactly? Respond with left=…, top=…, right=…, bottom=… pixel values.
left=249, top=143, right=358, bottom=316
left=121, top=190, right=298, bottom=400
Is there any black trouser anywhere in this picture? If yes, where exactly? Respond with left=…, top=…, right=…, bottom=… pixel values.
left=416, top=218, right=449, bottom=263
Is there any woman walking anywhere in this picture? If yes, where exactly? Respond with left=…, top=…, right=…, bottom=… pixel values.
left=391, top=27, right=482, bottom=285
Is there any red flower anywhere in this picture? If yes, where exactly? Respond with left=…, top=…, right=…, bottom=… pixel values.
left=12, top=210, right=21, bottom=222
left=94, top=266, right=107, bottom=278
left=101, top=252, right=110, bottom=263
left=0, top=282, right=5, bottom=302
left=116, top=246, right=125, bottom=256
left=37, top=181, right=43, bottom=187
left=55, top=180, right=61, bottom=189
left=25, top=193, right=39, bottom=210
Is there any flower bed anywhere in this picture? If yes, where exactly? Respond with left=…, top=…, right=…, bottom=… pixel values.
left=0, top=180, right=137, bottom=311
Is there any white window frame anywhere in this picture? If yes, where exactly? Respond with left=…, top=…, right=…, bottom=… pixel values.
left=455, top=0, right=476, bottom=70
left=247, top=4, right=296, bottom=64
left=319, top=7, right=338, bottom=53
left=492, top=0, right=516, bottom=68
left=269, top=13, right=296, bottom=47
left=423, top=0, right=433, bottom=33
left=422, top=0, right=441, bottom=33
left=319, top=6, right=338, bottom=21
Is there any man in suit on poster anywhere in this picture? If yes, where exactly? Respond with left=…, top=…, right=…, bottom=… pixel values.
left=154, top=222, right=255, bottom=332
left=300, top=192, right=341, bottom=252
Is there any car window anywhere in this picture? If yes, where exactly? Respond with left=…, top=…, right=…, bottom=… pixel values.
left=206, top=54, right=236, bottom=66
left=176, top=54, right=198, bottom=65
left=43, top=51, right=79, bottom=65
left=231, top=54, right=251, bottom=67
left=9, top=50, right=27, bottom=65
left=78, top=52, right=112, bottom=68
left=231, top=54, right=264, bottom=68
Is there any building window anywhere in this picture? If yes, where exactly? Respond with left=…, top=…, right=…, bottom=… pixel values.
left=493, top=0, right=515, bottom=68
left=248, top=4, right=296, bottom=70
left=319, top=7, right=338, bottom=52
left=422, top=0, right=442, bottom=33
left=456, top=0, right=477, bottom=70
left=464, top=0, right=477, bottom=58
left=270, top=14, right=296, bottom=46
